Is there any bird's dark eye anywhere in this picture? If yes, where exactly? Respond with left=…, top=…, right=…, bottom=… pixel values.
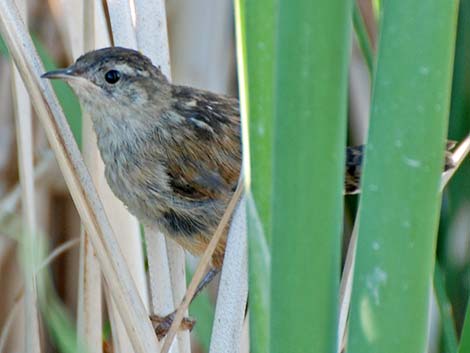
left=104, top=69, right=121, bottom=84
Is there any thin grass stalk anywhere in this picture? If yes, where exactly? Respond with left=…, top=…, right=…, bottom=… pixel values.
left=347, top=1, right=459, bottom=352
left=0, top=2, right=158, bottom=352
left=10, top=1, right=40, bottom=352
left=161, top=182, right=244, bottom=353
left=209, top=198, right=248, bottom=353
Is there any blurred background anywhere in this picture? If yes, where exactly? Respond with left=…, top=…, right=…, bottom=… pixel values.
left=0, top=0, right=468, bottom=352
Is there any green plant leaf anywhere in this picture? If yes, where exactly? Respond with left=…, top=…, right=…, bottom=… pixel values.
left=270, top=1, right=352, bottom=352
left=347, top=2, right=459, bottom=352
left=234, top=0, right=274, bottom=350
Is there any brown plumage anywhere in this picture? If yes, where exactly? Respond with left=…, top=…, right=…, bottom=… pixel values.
left=43, top=47, right=240, bottom=270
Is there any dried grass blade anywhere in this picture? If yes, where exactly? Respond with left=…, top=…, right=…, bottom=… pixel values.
left=76, top=2, right=103, bottom=352
left=10, top=1, right=41, bottom=351
left=209, top=197, right=248, bottom=353
left=133, top=1, right=189, bottom=351
left=160, top=181, right=244, bottom=353
left=97, top=2, right=157, bottom=352
left=106, top=0, right=137, bottom=48
left=0, top=2, right=158, bottom=353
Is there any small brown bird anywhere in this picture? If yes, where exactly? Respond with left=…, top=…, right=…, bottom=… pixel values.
left=42, top=47, right=456, bottom=337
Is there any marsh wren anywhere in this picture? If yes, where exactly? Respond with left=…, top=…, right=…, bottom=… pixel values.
left=42, top=47, right=456, bottom=337
left=42, top=47, right=241, bottom=338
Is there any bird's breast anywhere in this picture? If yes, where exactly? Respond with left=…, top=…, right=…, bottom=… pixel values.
left=95, top=125, right=168, bottom=221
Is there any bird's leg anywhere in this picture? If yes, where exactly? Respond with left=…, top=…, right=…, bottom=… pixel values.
left=191, top=267, right=220, bottom=300
left=150, top=267, right=220, bottom=339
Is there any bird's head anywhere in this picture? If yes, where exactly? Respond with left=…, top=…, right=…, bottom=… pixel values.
left=42, top=47, right=170, bottom=119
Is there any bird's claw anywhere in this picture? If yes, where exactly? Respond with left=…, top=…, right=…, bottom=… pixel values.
left=150, top=312, right=196, bottom=340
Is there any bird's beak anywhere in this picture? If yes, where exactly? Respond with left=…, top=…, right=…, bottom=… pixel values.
left=41, top=66, right=77, bottom=80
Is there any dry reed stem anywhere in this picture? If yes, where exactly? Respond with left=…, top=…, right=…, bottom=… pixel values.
left=209, top=197, right=248, bottom=353
left=10, top=1, right=41, bottom=351
left=76, top=2, right=103, bottom=352
left=102, top=2, right=153, bottom=352
left=50, top=0, right=84, bottom=60
left=106, top=0, right=137, bottom=48
left=240, top=316, right=250, bottom=353
left=337, top=135, right=470, bottom=352
left=130, top=12, right=178, bottom=331
left=168, top=0, right=235, bottom=94
left=77, top=228, right=103, bottom=353
left=134, top=0, right=171, bottom=78
left=161, top=181, right=245, bottom=353
left=84, top=2, right=148, bottom=353
left=133, top=1, right=188, bottom=351
left=143, top=229, right=178, bottom=351
left=0, top=2, right=158, bottom=352
left=164, top=239, right=190, bottom=353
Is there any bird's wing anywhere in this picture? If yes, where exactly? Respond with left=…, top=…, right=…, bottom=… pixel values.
left=163, top=86, right=242, bottom=201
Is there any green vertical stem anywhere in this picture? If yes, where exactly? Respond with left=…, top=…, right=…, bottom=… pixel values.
left=347, top=2, right=459, bottom=353
left=270, top=1, right=352, bottom=352
left=234, top=0, right=274, bottom=352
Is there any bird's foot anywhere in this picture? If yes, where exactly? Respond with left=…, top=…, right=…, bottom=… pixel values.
left=150, top=312, right=196, bottom=340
